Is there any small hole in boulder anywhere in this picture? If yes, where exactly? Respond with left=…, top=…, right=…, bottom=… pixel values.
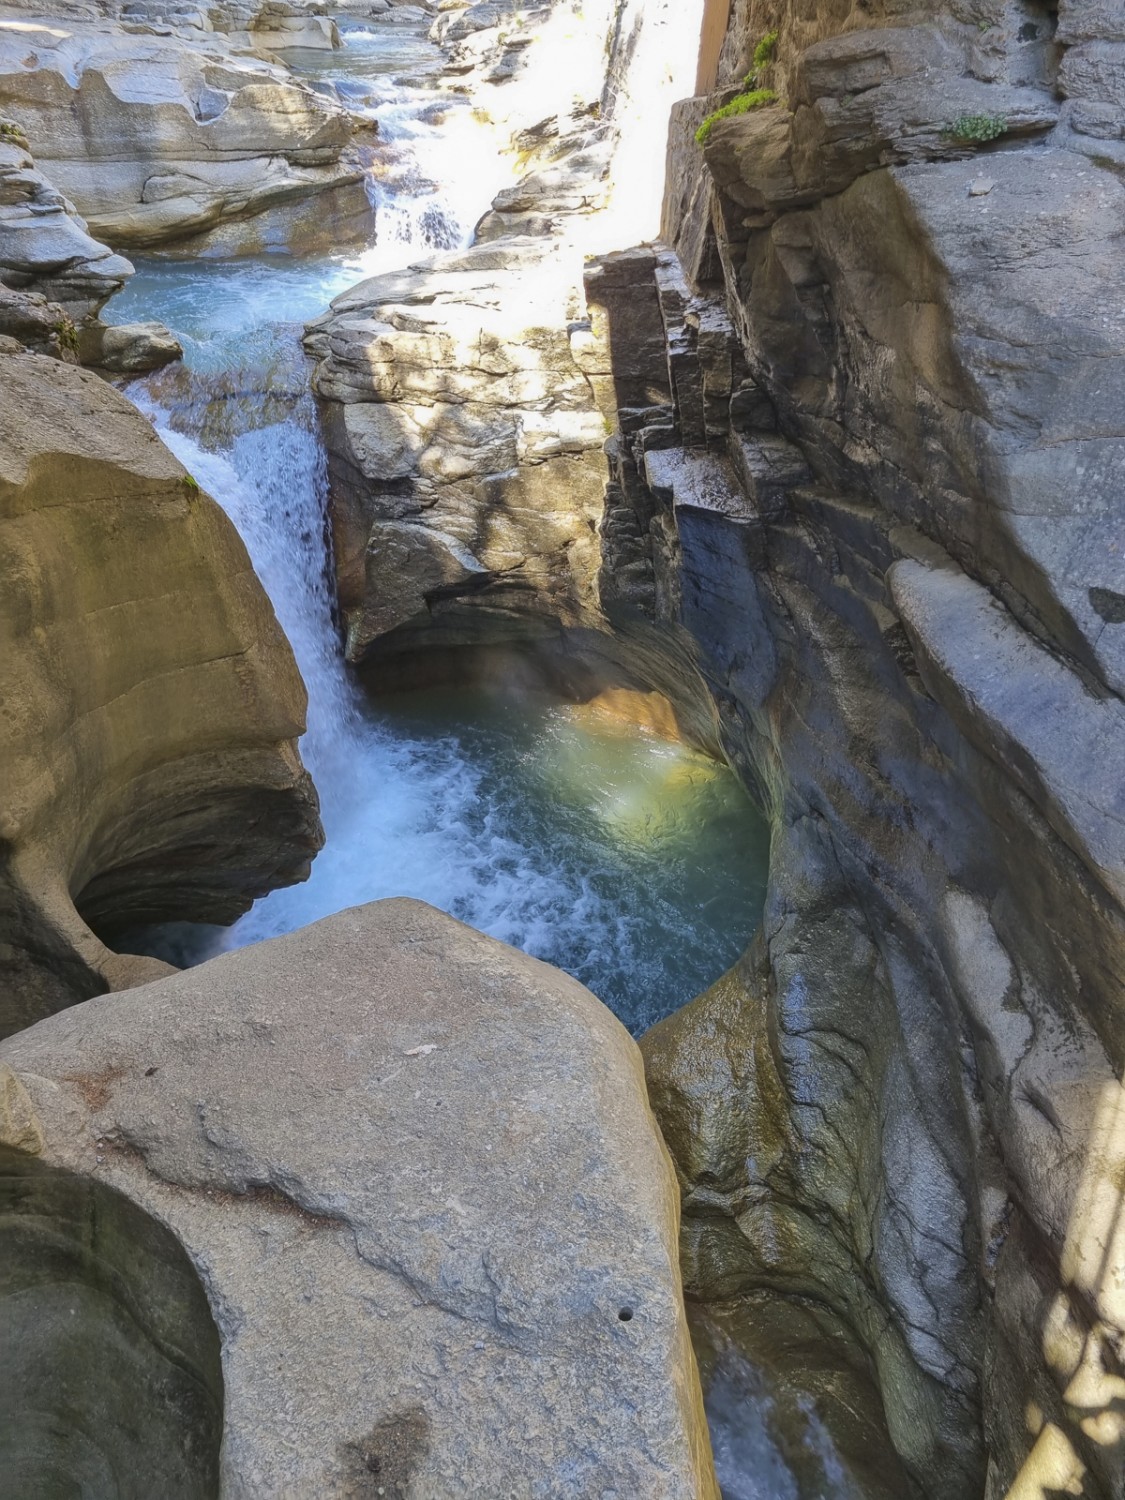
left=618, top=1307, right=634, bottom=1322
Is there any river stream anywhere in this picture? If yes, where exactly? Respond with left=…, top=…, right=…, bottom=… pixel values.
left=106, top=17, right=770, bottom=1038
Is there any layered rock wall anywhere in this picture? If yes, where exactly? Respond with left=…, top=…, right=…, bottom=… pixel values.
left=308, top=0, right=709, bottom=679
left=573, top=5, right=1125, bottom=1497
left=0, top=15, right=374, bottom=252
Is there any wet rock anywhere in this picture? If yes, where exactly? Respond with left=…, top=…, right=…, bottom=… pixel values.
left=689, top=1296, right=915, bottom=1500
left=0, top=897, right=719, bottom=1499
left=585, top=6, right=1125, bottom=1496
left=78, top=317, right=183, bottom=371
left=0, top=351, right=322, bottom=1035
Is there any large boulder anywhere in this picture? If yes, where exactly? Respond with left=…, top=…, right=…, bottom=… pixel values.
left=0, top=898, right=719, bottom=1499
left=304, top=239, right=609, bottom=670
left=0, top=22, right=373, bottom=252
left=0, top=350, right=322, bottom=1036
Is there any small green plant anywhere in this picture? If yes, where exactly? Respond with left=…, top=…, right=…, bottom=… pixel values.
left=944, top=111, right=1007, bottom=143
left=182, top=472, right=201, bottom=494
left=752, top=29, right=779, bottom=71
left=52, top=317, right=79, bottom=354
left=0, top=119, right=27, bottom=145
left=696, top=88, right=778, bottom=146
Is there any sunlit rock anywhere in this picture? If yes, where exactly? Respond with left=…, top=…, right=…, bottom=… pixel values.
left=0, top=19, right=374, bottom=251
left=0, top=349, right=322, bottom=1035
left=0, top=898, right=719, bottom=1499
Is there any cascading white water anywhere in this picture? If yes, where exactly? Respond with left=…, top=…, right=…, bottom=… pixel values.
left=108, top=19, right=770, bottom=1037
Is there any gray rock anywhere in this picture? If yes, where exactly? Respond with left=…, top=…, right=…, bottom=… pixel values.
left=78, top=317, right=183, bottom=370
left=0, top=125, right=132, bottom=316
left=306, top=239, right=608, bottom=669
left=591, top=7, right=1125, bottom=1495
left=0, top=898, right=719, bottom=1500
left=0, top=24, right=372, bottom=251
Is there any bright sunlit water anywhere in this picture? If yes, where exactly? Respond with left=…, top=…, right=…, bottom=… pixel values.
left=105, top=21, right=770, bottom=1036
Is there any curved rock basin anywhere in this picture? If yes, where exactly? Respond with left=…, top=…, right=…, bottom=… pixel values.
left=0, top=1145, right=223, bottom=1498
left=103, top=26, right=769, bottom=1035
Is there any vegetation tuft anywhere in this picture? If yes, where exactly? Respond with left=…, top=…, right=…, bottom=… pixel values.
left=696, top=88, right=778, bottom=146
left=752, top=29, right=779, bottom=71
left=696, top=29, right=782, bottom=148
left=53, top=318, right=79, bottom=354
left=944, top=112, right=1008, bottom=144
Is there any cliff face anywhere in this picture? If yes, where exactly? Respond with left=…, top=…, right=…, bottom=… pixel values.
left=592, top=4, right=1125, bottom=1497
left=307, top=0, right=711, bottom=679
left=0, top=350, right=323, bottom=1037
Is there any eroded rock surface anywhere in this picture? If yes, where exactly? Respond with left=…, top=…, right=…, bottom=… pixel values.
left=0, top=898, right=718, bottom=1499
left=0, top=1142, right=224, bottom=1500
left=0, top=17, right=374, bottom=251
left=307, top=0, right=709, bottom=676
left=305, top=239, right=608, bottom=666
left=572, top=4, right=1125, bottom=1497
left=0, top=349, right=322, bottom=1036
left=0, top=109, right=184, bottom=365
left=0, top=112, right=132, bottom=317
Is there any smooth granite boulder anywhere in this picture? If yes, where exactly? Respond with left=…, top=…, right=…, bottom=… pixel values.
left=0, top=898, right=719, bottom=1499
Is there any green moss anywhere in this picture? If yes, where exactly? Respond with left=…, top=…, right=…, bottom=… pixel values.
left=752, top=29, right=779, bottom=71
left=696, top=88, right=778, bottom=147
left=0, top=119, right=27, bottom=145
left=182, top=472, right=201, bottom=495
left=52, top=318, right=79, bottom=354
left=944, top=111, right=1007, bottom=143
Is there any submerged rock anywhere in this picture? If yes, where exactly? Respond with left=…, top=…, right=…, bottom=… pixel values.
left=0, top=897, right=719, bottom=1499
left=0, top=350, right=322, bottom=1036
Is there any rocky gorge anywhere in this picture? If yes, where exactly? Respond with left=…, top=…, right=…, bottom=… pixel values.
left=0, top=0, right=1122, bottom=1496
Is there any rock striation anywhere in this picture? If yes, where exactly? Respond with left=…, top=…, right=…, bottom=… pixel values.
left=0, top=111, right=183, bottom=367
left=0, top=898, right=718, bottom=1499
left=0, top=349, right=322, bottom=1037
left=563, top=5, right=1125, bottom=1498
left=0, top=112, right=131, bottom=317
left=0, top=16, right=375, bottom=252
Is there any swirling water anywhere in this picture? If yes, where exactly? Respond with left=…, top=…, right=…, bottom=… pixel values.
left=106, top=21, right=770, bottom=1037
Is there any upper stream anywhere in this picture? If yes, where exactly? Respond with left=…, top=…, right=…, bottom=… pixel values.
left=105, top=18, right=770, bottom=1037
